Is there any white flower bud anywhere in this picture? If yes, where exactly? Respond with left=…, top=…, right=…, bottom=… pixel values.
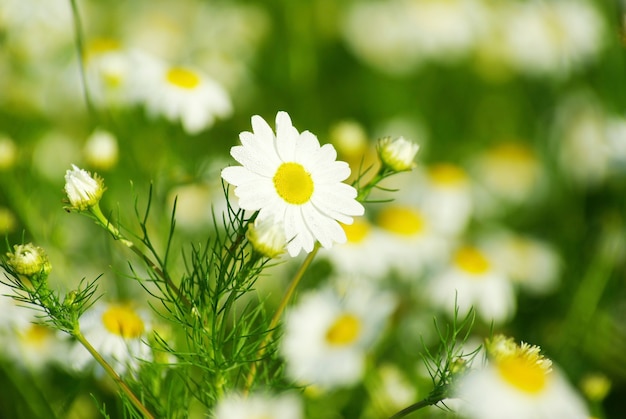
left=64, top=164, right=105, bottom=211
left=247, top=217, right=287, bottom=259
left=377, top=136, right=419, bottom=172
left=6, top=243, right=51, bottom=278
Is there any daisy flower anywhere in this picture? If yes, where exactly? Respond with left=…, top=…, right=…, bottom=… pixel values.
left=457, top=335, right=589, bottom=419
left=280, top=283, right=395, bottom=389
left=213, top=391, right=302, bottom=419
left=221, top=111, right=365, bottom=257
left=139, top=61, right=232, bottom=134
left=71, top=301, right=153, bottom=375
left=426, top=245, right=516, bottom=324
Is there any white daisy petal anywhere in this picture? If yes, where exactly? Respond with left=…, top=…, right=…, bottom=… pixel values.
left=222, top=111, right=363, bottom=256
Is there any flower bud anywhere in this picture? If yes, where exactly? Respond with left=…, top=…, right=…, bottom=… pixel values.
left=247, top=217, right=286, bottom=259
left=64, top=164, right=105, bottom=211
left=6, top=243, right=51, bottom=278
left=377, top=136, right=419, bottom=172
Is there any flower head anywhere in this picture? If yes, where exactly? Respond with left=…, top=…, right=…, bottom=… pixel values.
left=64, top=164, right=105, bottom=211
left=222, top=111, right=365, bottom=256
left=6, top=243, right=51, bottom=278
left=457, top=335, right=589, bottom=419
left=247, top=216, right=287, bottom=258
left=214, top=391, right=303, bottom=419
left=377, top=136, right=419, bottom=172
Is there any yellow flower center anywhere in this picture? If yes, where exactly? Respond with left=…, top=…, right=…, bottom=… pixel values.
left=20, top=324, right=50, bottom=346
left=166, top=67, right=201, bottom=89
left=497, top=354, right=550, bottom=394
left=454, top=246, right=490, bottom=275
left=376, top=206, right=424, bottom=236
left=102, top=305, right=145, bottom=338
left=342, top=219, right=370, bottom=243
left=84, top=38, right=120, bottom=62
left=325, top=314, right=361, bottom=346
left=428, top=163, right=467, bottom=186
left=489, top=142, right=535, bottom=164
left=273, top=162, right=314, bottom=205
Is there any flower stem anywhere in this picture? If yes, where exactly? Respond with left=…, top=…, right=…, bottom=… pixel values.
left=68, top=0, right=96, bottom=118
left=73, top=329, right=155, bottom=419
left=243, top=244, right=320, bottom=393
left=388, top=391, right=446, bottom=419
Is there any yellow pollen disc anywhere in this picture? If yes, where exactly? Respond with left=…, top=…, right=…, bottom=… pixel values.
left=428, top=163, right=467, bottom=185
left=454, top=246, right=490, bottom=275
left=102, top=305, right=145, bottom=338
left=20, top=324, right=50, bottom=346
left=342, top=219, right=370, bottom=243
left=84, top=38, right=120, bottom=62
left=273, top=162, right=314, bottom=205
left=166, top=67, right=201, bottom=89
left=497, top=355, right=549, bottom=394
left=325, top=314, right=361, bottom=346
left=376, top=206, right=424, bottom=236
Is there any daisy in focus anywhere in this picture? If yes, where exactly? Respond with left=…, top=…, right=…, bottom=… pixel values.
left=280, top=283, right=395, bottom=389
left=221, top=111, right=365, bottom=257
left=70, top=301, right=153, bottom=376
left=457, top=335, right=589, bottom=419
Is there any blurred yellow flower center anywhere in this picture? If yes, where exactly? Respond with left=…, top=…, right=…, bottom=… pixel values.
left=454, top=246, right=490, bottom=275
left=102, top=305, right=145, bottom=338
left=342, top=219, right=370, bottom=243
left=428, top=163, right=467, bottom=186
left=84, top=38, right=120, bottom=62
left=326, top=314, right=361, bottom=346
left=273, top=162, right=314, bottom=205
left=489, top=142, right=535, bottom=164
left=497, top=354, right=550, bottom=394
left=166, top=67, right=201, bottom=89
left=20, top=324, right=50, bottom=346
left=377, top=206, right=424, bottom=236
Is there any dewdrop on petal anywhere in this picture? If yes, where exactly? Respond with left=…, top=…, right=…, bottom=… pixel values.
left=64, top=164, right=105, bottom=211
left=247, top=216, right=287, bottom=258
left=377, top=136, right=419, bottom=172
left=6, top=243, right=51, bottom=278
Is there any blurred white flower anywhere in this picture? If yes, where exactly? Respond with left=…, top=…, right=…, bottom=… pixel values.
left=0, top=134, right=18, bottom=170
left=222, top=111, right=364, bottom=257
left=457, top=335, right=589, bottom=419
left=84, top=128, right=119, bottom=170
left=426, top=245, right=516, bottom=324
left=71, top=301, right=153, bottom=376
left=139, top=62, right=232, bottom=134
left=280, top=284, right=395, bottom=389
left=213, top=391, right=302, bottom=419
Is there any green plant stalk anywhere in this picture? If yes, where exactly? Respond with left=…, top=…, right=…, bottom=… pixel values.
left=68, top=0, right=96, bottom=117
left=89, top=204, right=191, bottom=308
left=243, top=244, right=320, bottom=393
left=73, top=329, right=155, bottom=419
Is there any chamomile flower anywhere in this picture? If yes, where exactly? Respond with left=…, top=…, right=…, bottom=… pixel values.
left=64, top=164, right=105, bottom=212
left=457, top=335, right=589, bottom=419
left=280, top=284, right=395, bottom=389
left=71, top=301, right=153, bottom=375
left=221, top=112, right=365, bottom=257
left=426, top=245, right=515, bottom=324
left=213, top=391, right=302, bottom=419
left=140, top=62, right=232, bottom=134
left=5, top=323, right=71, bottom=371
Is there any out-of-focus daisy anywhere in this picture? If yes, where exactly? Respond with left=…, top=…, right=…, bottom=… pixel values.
left=426, top=245, right=515, bottom=324
left=420, top=163, right=473, bottom=237
left=481, top=231, right=561, bottom=295
left=222, top=111, right=364, bottom=257
left=319, top=217, right=390, bottom=280
left=0, top=207, right=18, bottom=235
left=71, top=301, right=153, bottom=375
left=486, top=0, right=605, bottom=78
left=83, top=128, right=119, bottom=170
left=4, top=322, right=72, bottom=372
left=139, top=62, right=232, bottom=134
left=470, top=141, right=545, bottom=214
left=83, top=38, right=145, bottom=107
left=375, top=204, right=450, bottom=280
left=280, top=284, right=395, bottom=389
left=328, top=120, right=379, bottom=184
left=457, top=335, right=589, bottom=419
left=213, top=391, right=302, bottom=419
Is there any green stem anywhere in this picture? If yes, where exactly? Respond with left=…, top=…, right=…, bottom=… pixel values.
left=73, top=329, right=155, bottom=419
left=89, top=204, right=191, bottom=308
left=388, top=390, right=447, bottom=419
left=243, top=244, right=320, bottom=393
left=68, top=0, right=96, bottom=118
